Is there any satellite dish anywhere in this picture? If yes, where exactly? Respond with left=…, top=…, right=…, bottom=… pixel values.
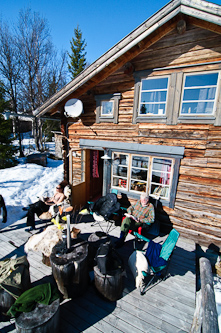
left=64, top=99, right=83, bottom=118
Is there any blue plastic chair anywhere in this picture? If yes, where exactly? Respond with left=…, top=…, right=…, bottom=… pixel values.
left=134, top=228, right=180, bottom=293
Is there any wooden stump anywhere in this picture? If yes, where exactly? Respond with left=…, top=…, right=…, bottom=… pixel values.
left=88, top=231, right=110, bottom=270
left=0, top=289, right=15, bottom=316
left=50, top=238, right=89, bottom=299
left=94, top=260, right=124, bottom=302
left=15, top=298, right=60, bottom=333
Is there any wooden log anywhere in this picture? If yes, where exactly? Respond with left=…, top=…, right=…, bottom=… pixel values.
left=178, top=174, right=221, bottom=186
left=163, top=205, right=221, bottom=227
left=169, top=216, right=221, bottom=238
left=207, top=140, right=221, bottom=150
left=15, top=299, right=60, bottom=333
left=179, top=166, right=221, bottom=179
left=184, top=149, right=206, bottom=158
left=94, top=264, right=124, bottom=302
left=164, top=225, right=221, bottom=250
left=50, top=239, right=89, bottom=299
left=180, top=158, right=208, bottom=167
left=199, top=257, right=219, bottom=333
left=140, top=137, right=207, bottom=149
left=174, top=198, right=221, bottom=215
left=139, top=129, right=208, bottom=140
left=138, top=123, right=210, bottom=130
left=205, top=149, right=221, bottom=158
left=177, top=182, right=221, bottom=197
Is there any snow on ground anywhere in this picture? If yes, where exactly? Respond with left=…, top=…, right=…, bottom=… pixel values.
left=0, top=132, right=64, bottom=228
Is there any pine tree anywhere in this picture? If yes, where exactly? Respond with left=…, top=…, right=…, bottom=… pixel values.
left=68, top=25, right=87, bottom=79
left=0, top=82, right=18, bottom=169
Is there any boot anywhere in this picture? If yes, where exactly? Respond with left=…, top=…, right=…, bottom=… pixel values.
left=115, top=231, right=126, bottom=248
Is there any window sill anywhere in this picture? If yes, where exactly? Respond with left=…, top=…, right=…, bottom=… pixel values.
left=135, top=116, right=167, bottom=123
left=178, top=116, right=215, bottom=124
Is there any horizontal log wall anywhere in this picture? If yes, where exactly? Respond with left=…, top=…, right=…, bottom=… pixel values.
left=68, top=21, right=221, bottom=248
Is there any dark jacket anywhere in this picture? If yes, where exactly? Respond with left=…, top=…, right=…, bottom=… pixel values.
left=90, top=193, right=120, bottom=220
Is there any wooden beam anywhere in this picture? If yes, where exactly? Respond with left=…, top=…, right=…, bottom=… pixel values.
left=200, top=257, right=219, bottom=333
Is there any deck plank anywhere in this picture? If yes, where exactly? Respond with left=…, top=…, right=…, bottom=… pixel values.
left=0, top=217, right=196, bottom=332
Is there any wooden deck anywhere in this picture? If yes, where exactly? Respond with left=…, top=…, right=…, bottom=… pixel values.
left=0, top=215, right=196, bottom=333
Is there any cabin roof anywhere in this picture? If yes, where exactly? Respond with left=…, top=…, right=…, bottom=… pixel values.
left=34, top=0, right=221, bottom=118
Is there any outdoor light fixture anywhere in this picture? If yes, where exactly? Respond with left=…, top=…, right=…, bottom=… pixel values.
left=101, top=148, right=111, bottom=161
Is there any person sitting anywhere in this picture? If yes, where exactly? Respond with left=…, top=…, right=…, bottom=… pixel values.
left=0, top=194, right=7, bottom=224
left=24, top=183, right=66, bottom=232
left=115, top=192, right=155, bottom=248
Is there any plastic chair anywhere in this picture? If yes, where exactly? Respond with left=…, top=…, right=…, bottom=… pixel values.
left=133, top=228, right=180, bottom=294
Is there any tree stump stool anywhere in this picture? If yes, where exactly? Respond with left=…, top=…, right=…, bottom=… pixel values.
left=15, top=298, right=60, bottom=333
left=50, top=238, right=88, bottom=299
left=88, top=231, right=110, bottom=270
left=94, top=256, right=124, bottom=302
left=0, top=289, right=15, bottom=317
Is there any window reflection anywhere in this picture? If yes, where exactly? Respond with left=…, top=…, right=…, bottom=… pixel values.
left=150, top=158, right=172, bottom=199
left=112, top=153, right=128, bottom=188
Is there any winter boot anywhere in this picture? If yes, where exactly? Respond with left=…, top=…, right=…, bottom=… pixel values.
left=115, top=231, right=126, bottom=248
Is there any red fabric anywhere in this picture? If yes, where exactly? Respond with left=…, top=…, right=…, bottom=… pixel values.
left=92, top=150, right=99, bottom=178
left=121, top=216, right=142, bottom=235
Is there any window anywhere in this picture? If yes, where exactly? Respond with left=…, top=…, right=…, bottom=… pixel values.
left=79, top=138, right=184, bottom=208
left=150, top=158, right=172, bottom=200
left=180, top=72, right=219, bottom=116
left=139, top=77, right=169, bottom=116
left=101, top=100, right=114, bottom=116
left=70, top=149, right=85, bottom=185
left=95, top=93, right=121, bottom=123
left=111, top=152, right=173, bottom=203
left=133, top=68, right=221, bottom=125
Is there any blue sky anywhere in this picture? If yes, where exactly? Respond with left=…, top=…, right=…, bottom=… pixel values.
left=1, top=0, right=221, bottom=65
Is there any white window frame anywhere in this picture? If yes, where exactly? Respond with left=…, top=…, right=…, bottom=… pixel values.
left=179, top=71, right=220, bottom=117
left=111, top=152, right=174, bottom=203
left=101, top=100, right=114, bottom=117
left=138, top=76, right=169, bottom=117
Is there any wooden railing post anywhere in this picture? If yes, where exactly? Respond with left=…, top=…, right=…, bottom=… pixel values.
left=199, top=257, right=219, bottom=333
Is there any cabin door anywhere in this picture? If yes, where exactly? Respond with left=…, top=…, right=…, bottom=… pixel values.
left=88, top=150, right=104, bottom=201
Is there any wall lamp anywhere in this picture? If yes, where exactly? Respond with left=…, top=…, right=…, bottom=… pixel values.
left=101, top=148, right=112, bottom=161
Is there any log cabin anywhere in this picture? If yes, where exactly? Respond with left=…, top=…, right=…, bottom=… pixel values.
left=34, top=0, right=221, bottom=250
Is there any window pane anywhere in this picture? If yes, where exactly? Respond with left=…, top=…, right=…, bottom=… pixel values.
left=140, top=104, right=165, bottom=115
left=112, top=177, right=127, bottom=188
left=112, top=153, right=128, bottom=189
left=130, top=155, right=149, bottom=193
left=139, top=77, right=168, bottom=116
left=142, top=78, right=168, bottom=90
left=151, top=184, right=170, bottom=198
left=130, top=180, right=147, bottom=192
left=181, top=72, right=218, bottom=116
left=131, top=168, right=148, bottom=180
left=185, top=73, right=218, bottom=87
left=151, top=170, right=171, bottom=185
left=181, top=102, right=214, bottom=115
left=150, top=158, right=172, bottom=199
left=141, top=91, right=167, bottom=103
left=152, top=158, right=172, bottom=173
left=132, top=155, right=149, bottom=168
left=183, top=87, right=216, bottom=101
left=101, top=101, right=113, bottom=115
